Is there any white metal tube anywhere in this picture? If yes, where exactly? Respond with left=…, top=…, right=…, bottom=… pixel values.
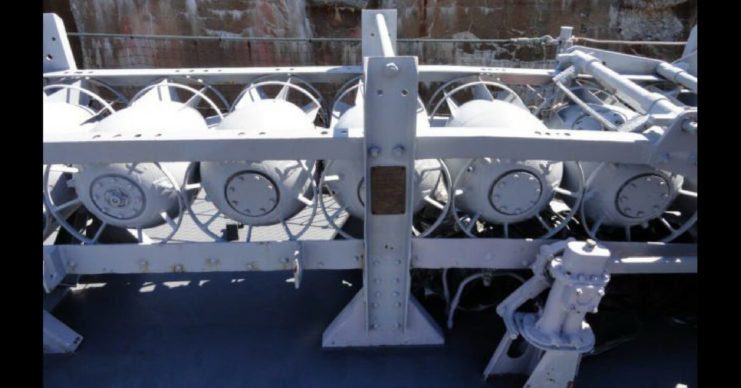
left=560, top=50, right=683, bottom=115
left=447, top=273, right=486, bottom=329
left=375, top=13, right=395, bottom=57
left=554, top=81, right=618, bottom=131
left=656, top=62, right=698, bottom=93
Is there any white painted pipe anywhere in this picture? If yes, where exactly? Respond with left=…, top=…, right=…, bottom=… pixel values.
left=375, top=13, right=395, bottom=57
left=559, top=50, right=683, bottom=115
left=657, top=62, right=698, bottom=93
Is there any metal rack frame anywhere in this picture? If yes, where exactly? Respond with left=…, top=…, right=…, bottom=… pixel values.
left=43, top=10, right=697, bottom=384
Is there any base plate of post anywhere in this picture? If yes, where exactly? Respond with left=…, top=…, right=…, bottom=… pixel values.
left=322, top=290, right=444, bottom=347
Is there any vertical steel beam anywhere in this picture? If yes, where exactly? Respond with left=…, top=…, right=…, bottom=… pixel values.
left=375, top=14, right=396, bottom=57
left=43, top=248, right=67, bottom=293
left=362, top=55, right=419, bottom=335
left=680, top=26, right=697, bottom=76
left=43, top=13, right=77, bottom=73
left=558, top=26, right=574, bottom=53
left=361, top=10, right=397, bottom=58
left=43, top=14, right=86, bottom=105
left=323, top=10, right=443, bottom=347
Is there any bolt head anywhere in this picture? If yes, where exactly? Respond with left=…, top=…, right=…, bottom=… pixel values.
left=585, top=239, right=597, bottom=250
left=384, top=62, right=400, bottom=76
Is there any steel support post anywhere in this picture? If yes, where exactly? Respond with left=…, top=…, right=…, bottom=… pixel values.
left=43, top=13, right=77, bottom=73
left=43, top=13, right=88, bottom=108
left=361, top=10, right=397, bottom=58
left=679, top=26, right=697, bottom=76
left=323, top=9, right=443, bottom=347
left=557, top=26, right=574, bottom=53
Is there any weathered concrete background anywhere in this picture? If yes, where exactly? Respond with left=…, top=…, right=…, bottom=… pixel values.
left=43, top=0, right=697, bottom=68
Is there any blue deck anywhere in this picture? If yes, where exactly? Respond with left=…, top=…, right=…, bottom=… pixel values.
left=43, top=270, right=696, bottom=387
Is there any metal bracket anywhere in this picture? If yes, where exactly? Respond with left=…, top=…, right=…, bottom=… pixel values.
left=648, top=109, right=697, bottom=182
left=285, top=249, right=303, bottom=289
left=43, top=247, right=67, bottom=293
left=43, top=310, right=83, bottom=353
left=557, top=26, right=574, bottom=54
left=322, top=291, right=443, bottom=347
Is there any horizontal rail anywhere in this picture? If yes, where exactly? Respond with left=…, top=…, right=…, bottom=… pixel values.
left=573, top=37, right=687, bottom=46
left=416, top=127, right=652, bottom=162
left=67, top=31, right=558, bottom=45
left=44, top=129, right=361, bottom=163
left=69, top=32, right=684, bottom=47
left=412, top=238, right=697, bottom=274
left=43, top=66, right=663, bottom=86
left=69, top=32, right=362, bottom=42
left=43, top=127, right=654, bottom=165
left=44, top=238, right=697, bottom=276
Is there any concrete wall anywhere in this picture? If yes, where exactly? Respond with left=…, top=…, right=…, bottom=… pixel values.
left=43, top=0, right=697, bottom=68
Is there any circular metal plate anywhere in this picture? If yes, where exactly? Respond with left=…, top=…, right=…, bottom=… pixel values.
left=616, top=174, right=671, bottom=219
left=90, top=175, right=146, bottom=220
left=489, top=171, right=542, bottom=216
left=225, top=171, right=279, bottom=217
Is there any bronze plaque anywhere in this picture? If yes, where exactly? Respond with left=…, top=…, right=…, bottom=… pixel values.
left=370, top=166, right=406, bottom=215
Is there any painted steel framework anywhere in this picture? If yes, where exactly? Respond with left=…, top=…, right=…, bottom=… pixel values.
left=43, top=10, right=697, bottom=387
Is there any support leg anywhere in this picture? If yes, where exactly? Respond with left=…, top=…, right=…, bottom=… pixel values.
left=524, top=351, right=581, bottom=388
left=43, top=310, right=82, bottom=354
